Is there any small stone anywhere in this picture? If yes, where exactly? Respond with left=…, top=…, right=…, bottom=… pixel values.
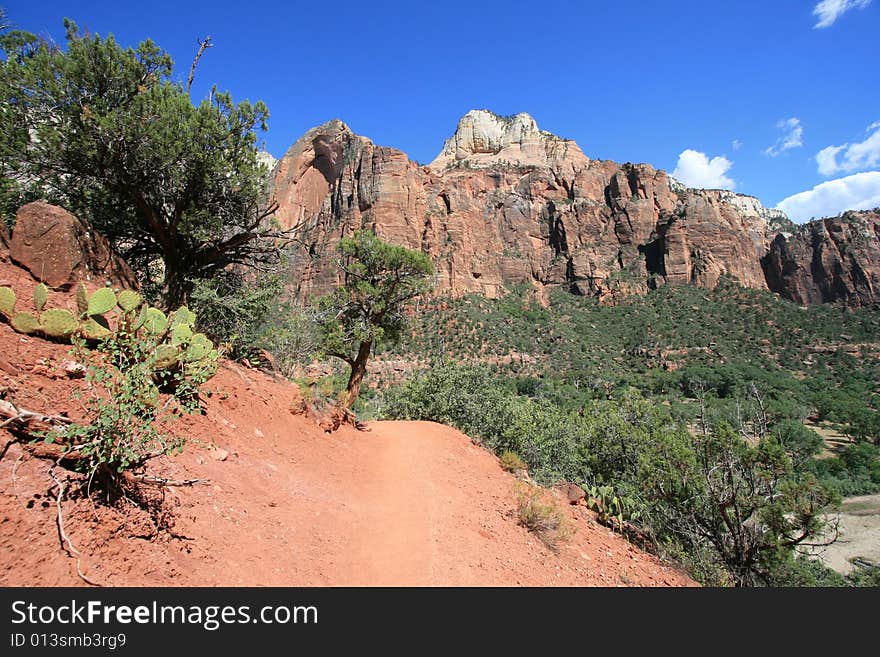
left=210, top=447, right=229, bottom=462
left=0, top=359, right=18, bottom=376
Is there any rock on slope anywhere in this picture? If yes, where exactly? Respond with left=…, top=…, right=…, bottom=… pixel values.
left=272, top=109, right=815, bottom=303
left=9, top=201, right=137, bottom=290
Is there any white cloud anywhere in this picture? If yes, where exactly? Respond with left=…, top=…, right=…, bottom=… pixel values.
left=732, top=139, right=743, bottom=151
left=672, top=149, right=735, bottom=190
left=813, top=0, right=872, bottom=28
left=816, top=122, right=880, bottom=175
left=776, top=171, right=880, bottom=222
left=816, top=145, right=847, bottom=175
left=764, top=118, right=803, bottom=157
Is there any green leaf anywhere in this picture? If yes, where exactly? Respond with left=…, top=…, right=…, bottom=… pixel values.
left=141, top=308, right=168, bottom=335
left=76, top=282, right=89, bottom=315
left=80, top=315, right=111, bottom=339
left=171, top=323, right=193, bottom=346
left=10, top=311, right=39, bottom=334
left=41, top=308, right=79, bottom=338
left=170, top=306, right=196, bottom=328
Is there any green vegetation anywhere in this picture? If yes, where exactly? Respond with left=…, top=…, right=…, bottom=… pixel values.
left=188, top=270, right=319, bottom=375
left=0, top=282, right=219, bottom=379
left=39, top=295, right=218, bottom=485
left=379, top=281, right=880, bottom=585
left=499, top=450, right=528, bottom=473
left=0, top=19, right=288, bottom=307
left=583, top=484, right=640, bottom=530
left=385, top=362, right=839, bottom=585
left=315, top=231, right=433, bottom=409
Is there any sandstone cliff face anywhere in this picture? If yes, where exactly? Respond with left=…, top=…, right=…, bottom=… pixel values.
left=763, top=210, right=880, bottom=306
left=270, top=111, right=811, bottom=303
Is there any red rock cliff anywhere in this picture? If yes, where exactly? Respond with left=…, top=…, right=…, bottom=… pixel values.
left=271, top=110, right=869, bottom=305
left=763, top=209, right=880, bottom=306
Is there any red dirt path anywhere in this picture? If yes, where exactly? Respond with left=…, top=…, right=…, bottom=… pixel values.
left=0, top=267, right=694, bottom=586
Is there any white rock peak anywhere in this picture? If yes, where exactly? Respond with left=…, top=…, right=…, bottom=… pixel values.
left=429, top=109, right=584, bottom=170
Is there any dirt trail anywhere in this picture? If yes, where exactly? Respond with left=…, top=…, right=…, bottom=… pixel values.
left=347, top=422, right=439, bottom=585
left=0, top=292, right=695, bottom=586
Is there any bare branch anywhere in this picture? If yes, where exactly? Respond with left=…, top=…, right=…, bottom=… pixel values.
left=0, top=399, right=73, bottom=430
left=186, top=36, right=213, bottom=95
left=122, top=473, right=209, bottom=487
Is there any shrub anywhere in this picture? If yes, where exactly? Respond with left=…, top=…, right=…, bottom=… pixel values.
left=43, top=300, right=217, bottom=485
left=515, top=484, right=572, bottom=550
left=811, top=442, right=880, bottom=496
left=499, top=450, right=528, bottom=473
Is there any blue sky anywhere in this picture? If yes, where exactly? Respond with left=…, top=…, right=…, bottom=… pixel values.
left=4, top=0, right=879, bottom=222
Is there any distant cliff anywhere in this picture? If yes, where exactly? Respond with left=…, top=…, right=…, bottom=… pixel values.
left=269, top=109, right=879, bottom=305
left=763, top=209, right=880, bottom=306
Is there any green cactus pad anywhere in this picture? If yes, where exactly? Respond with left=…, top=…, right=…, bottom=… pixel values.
left=80, top=316, right=111, bottom=340
left=41, top=308, right=79, bottom=338
left=11, top=311, right=39, bottom=334
left=153, top=344, right=181, bottom=369
left=76, top=282, right=89, bottom=315
left=141, top=308, right=168, bottom=335
left=0, top=287, right=15, bottom=317
left=131, top=305, right=149, bottom=331
left=33, top=283, right=48, bottom=312
left=184, top=334, right=213, bottom=362
left=88, top=287, right=117, bottom=316
left=171, top=323, right=193, bottom=346
left=116, top=290, right=142, bottom=313
left=170, top=306, right=196, bottom=328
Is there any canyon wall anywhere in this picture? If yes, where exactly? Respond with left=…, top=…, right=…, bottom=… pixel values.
left=270, top=110, right=879, bottom=305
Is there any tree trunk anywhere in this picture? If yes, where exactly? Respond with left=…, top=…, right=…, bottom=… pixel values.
left=161, top=260, right=190, bottom=310
left=343, top=340, right=372, bottom=409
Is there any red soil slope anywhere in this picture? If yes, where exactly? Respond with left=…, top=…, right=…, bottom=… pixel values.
left=0, top=268, right=694, bottom=587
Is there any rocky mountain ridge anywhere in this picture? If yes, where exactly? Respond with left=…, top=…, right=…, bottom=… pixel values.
left=270, top=110, right=879, bottom=306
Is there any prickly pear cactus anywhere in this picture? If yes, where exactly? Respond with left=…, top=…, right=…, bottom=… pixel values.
left=41, top=308, right=79, bottom=338
left=170, top=306, right=196, bottom=328
left=76, top=282, right=89, bottom=315
left=80, top=316, right=112, bottom=340
left=141, top=308, right=168, bottom=335
left=116, top=290, right=142, bottom=313
left=0, top=282, right=219, bottom=384
left=33, top=283, right=48, bottom=312
left=87, top=287, right=117, bottom=316
left=0, top=286, right=15, bottom=317
left=11, top=311, right=39, bottom=334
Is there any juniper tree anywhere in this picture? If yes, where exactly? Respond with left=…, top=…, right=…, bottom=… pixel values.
left=316, top=231, right=433, bottom=409
left=0, top=19, right=289, bottom=307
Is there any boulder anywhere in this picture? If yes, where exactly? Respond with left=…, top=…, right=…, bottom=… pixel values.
left=10, top=202, right=137, bottom=290
left=555, top=482, right=586, bottom=505
left=0, top=220, right=9, bottom=262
